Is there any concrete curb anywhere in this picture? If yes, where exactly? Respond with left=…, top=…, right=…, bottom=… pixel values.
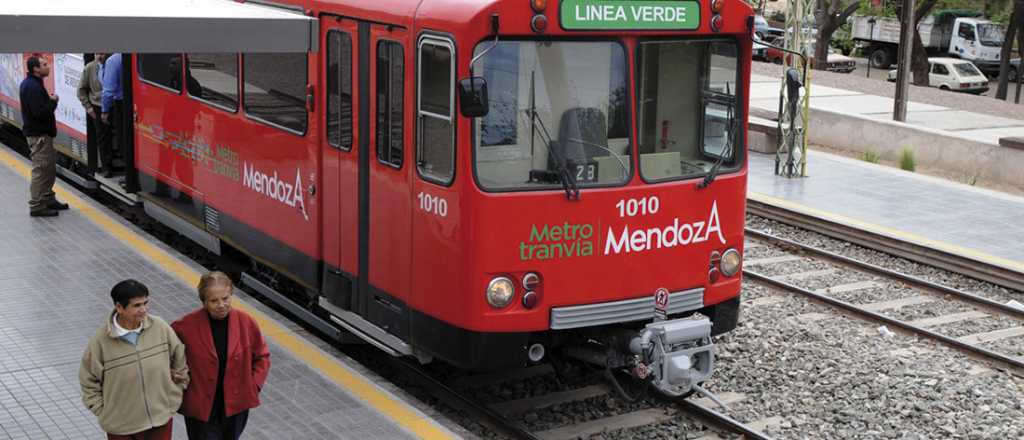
left=802, top=107, right=1024, bottom=189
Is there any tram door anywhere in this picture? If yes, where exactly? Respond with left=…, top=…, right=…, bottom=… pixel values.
left=320, top=17, right=413, bottom=341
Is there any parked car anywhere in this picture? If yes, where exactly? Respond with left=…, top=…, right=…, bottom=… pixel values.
left=886, top=57, right=989, bottom=94
left=764, top=41, right=857, bottom=73
left=753, top=15, right=784, bottom=40
left=753, top=41, right=769, bottom=61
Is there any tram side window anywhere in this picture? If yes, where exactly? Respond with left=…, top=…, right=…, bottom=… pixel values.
left=327, top=31, right=353, bottom=150
left=243, top=53, right=308, bottom=134
left=137, top=54, right=183, bottom=92
left=377, top=41, right=404, bottom=168
left=417, top=40, right=454, bottom=184
left=185, top=54, right=239, bottom=112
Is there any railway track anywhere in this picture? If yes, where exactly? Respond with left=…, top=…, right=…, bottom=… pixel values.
left=743, top=227, right=1024, bottom=374
left=426, top=364, right=776, bottom=440
left=747, top=199, right=1024, bottom=293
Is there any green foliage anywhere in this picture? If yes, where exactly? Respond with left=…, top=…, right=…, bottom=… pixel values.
left=899, top=149, right=916, bottom=171
left=769, top=10, right=786, bottom=23
left=861, top=150, right=881, bottom=163
left=830, top=22, right=856, bottom=55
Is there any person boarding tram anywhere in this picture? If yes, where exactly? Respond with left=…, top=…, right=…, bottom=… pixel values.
left=172, top=271, right=271, bottom=440
left=78, top=53, right=115, bottom=177
left=100, top=52, right=124, bottom=175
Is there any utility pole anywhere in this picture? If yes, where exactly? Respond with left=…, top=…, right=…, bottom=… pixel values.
left=893, top=0, right=915, bottom=121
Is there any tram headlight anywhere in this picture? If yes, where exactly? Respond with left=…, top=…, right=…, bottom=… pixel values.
left=486, top=277, right=516, bottom=308
left=720, top=248, right=742, bottom=277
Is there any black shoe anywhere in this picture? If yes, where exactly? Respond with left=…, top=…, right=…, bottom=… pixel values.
left=48, top=201, right=69, bottom=210
left=30, top=209, right=58, bottom=217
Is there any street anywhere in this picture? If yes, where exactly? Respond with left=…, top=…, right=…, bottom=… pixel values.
left=846, top=56, right=1017, bottom=99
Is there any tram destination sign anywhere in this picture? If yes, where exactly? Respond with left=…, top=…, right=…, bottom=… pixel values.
left=560, top=0, right=700, bottom=30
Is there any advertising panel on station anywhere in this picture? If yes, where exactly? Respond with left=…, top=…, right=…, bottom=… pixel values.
left=52, top=53, right=86, bottom=137
left=560, top=0, right=701, bottom=30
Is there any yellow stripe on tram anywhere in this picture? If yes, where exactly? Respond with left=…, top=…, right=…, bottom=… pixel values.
left=0, top=147, right=455, bottom=440
left=748, top=191, right=1024, bottom=273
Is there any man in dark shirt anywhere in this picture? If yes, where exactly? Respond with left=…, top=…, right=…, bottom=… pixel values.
left=19, top=56, right=69, bottom=217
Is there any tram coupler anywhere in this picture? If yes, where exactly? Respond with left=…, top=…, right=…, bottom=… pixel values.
left=628, top=313, right=715, bottom=397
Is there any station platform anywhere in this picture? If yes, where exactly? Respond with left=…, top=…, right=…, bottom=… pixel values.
left=748, top=73, right=1024, bottom=145
left=748, top=149, right=1024, bottom=276
left=0, top=146, right=464, bottom=439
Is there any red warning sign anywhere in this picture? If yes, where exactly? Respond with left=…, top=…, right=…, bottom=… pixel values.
left=654, top=287, right=669, bottom=321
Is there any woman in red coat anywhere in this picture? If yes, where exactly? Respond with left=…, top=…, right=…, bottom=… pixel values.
left=172, top=272, right=271, bottom=440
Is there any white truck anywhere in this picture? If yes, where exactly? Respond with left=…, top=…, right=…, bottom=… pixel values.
left=851, top=13, right=1005, bottom=74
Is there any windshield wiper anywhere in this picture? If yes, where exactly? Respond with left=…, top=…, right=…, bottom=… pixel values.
left=563, top=137, right=630, bottom=178
left=523, top=108, right=580, bottom=200
left=698, top=86, right=737, bottom=190
left=523, top=71, right=579, bottom=201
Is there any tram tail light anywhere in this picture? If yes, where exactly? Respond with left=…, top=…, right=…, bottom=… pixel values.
left=531, top=0, right=546, bottom=13
left=711, top=0, right=724, bottom=13
left=710, top=14, right=724, bottom=32
left=709, top=248, right=741, bottom=282
left=531, top=14, right=549, bottom=33
left=522, top=273, right=541, bottom=309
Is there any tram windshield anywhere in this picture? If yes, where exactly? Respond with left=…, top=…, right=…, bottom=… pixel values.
left=473, top=41, right=631, bottom=191
left=637, top=40, right=740, bottom=182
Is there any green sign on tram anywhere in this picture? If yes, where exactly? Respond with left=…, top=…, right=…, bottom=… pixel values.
left=560, top=0, right=701, bottom=30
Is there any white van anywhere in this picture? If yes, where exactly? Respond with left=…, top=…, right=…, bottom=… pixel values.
left=888, top=57, right=989, bottom=94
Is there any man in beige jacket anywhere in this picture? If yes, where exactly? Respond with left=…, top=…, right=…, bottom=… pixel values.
left=77, top=53, right=114, bottom=177
left=79, top=279, right=189, bottom=440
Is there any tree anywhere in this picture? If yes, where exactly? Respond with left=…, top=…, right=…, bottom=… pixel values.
left=814, top=0, right=863, bottom=70
left=910, top=0, right=939, bottom=86
left=996, top=0, right=1024, bottom=99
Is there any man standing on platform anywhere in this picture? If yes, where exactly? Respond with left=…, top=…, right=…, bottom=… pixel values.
left=173, top=271, right=271, bottom=440
left=78, top=53, right=113, bottom=177
left=100, top=53, right=123, bottom=174
left=79, top=279, right=190, bottom=440
left=19, top=56, right=68, bottom=217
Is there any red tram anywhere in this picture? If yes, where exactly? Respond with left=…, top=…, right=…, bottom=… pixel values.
left=1, top=0, right=752, bottom=395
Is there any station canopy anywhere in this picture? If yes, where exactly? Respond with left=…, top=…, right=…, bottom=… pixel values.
left=0, top=0, right=318, bottom=53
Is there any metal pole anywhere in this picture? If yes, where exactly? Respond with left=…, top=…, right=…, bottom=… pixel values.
left=867, top=19, right=875, bottom=78
left=893, top=0, right=915, bottom=122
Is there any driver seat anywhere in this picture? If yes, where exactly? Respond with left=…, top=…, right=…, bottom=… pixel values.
left=554, top=107, right=608, bottom=168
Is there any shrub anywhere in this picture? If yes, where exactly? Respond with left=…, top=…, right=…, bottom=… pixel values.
left=900, top=148, right=915, bottom=171
left=861, top=150, right=881, bottom=163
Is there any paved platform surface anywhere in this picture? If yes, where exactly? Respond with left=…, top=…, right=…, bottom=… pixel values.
left=748, top=149, right=1024, bottom=270
left=0, top=147, right=465, bottom=439
left=749, top=74, right=1024, bottom=145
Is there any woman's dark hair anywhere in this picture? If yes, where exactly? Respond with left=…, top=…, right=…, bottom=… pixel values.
left=26, top=56, right=41, bottom=75
left=111, top=279, right=149, bottom=307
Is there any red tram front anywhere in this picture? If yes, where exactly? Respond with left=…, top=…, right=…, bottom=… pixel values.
left=1, top=0, right=753, bottom=395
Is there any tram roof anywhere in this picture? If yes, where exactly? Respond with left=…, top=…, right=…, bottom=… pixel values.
left=0, top=0, right=318, bottom=53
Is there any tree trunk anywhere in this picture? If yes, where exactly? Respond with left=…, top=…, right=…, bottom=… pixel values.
left=814, top=2, right=833, bottom=71
left=814, top=0, right=861, bottom=71
left=996, top=0, right=1024, bottom=100
left=911, top=0, right=939, bottom=86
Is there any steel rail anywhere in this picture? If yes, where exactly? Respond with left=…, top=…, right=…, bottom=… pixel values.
left=747, top=199, right=1024, bottom=292
left=745, top=228, right=1024, bottom=319
left=678, top=399, right=775, bottom=440
left=389, top=358, right=543, bottom=440
left=745, top=270, right=1024, bottom=372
